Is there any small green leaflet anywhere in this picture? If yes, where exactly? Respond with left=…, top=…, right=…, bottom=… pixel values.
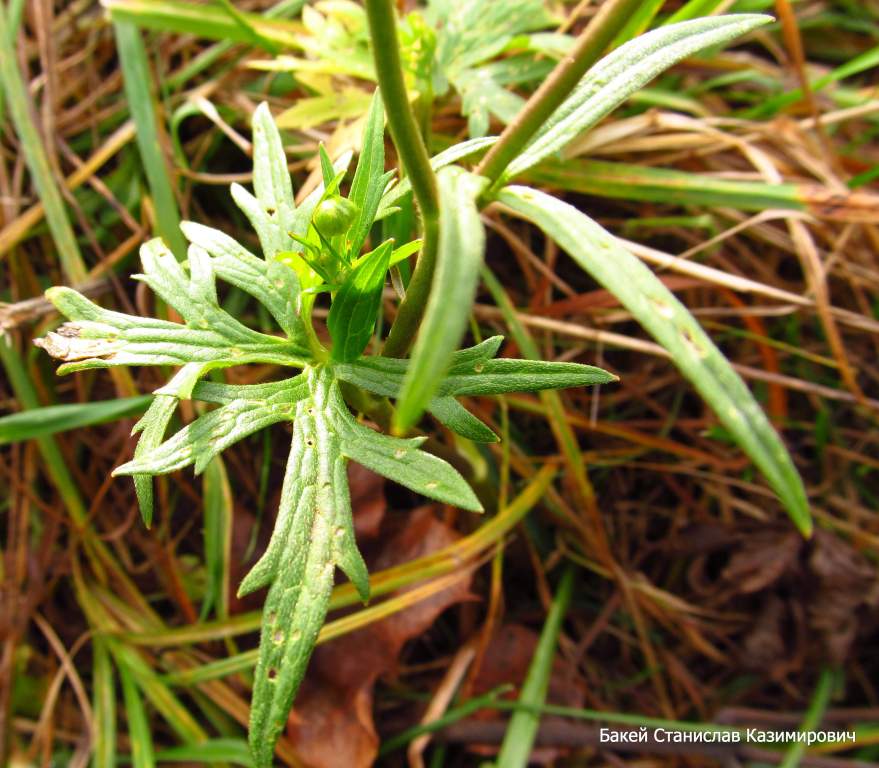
left=328, top=240, right=393, bottom=362
left=347, top=90, right=390, bottom=258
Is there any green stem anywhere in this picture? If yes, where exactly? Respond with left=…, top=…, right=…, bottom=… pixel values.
left=364, top=0, right=439, bottom=358
left=475, top=0, right=643, bottom=190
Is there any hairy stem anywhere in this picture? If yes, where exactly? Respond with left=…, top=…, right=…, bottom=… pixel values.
left=475, top=0, right=643, bottom=190
left=364, top=0, right=439, bottom=357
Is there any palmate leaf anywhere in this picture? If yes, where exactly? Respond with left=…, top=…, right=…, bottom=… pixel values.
left=498, top=184, right=811, bottom=535
left=452, top=55, right=555, bottom=138
left=427, top=0, right=556, bottom=73
left=116, top=364, right=480, bottom=764
left=35, top=99, right=615, bottom=767
left=179, top=221, right=307, bottom=343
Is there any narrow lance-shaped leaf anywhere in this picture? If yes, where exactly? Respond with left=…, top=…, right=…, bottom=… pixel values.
left=347, top=89, right=388, bottom=257
left=131, top=395, right=178, bottom=527
left=232, top=103, right=353, bottom=260
left=333, top=336, right=615, bottom=442
left=394, top=167, right=487, bottom=431
left=115, top=377, right=308, bottom=477
left=339, top=422, right=482, bottom=511
left=428, top=396, right=500, bottom=443
left=328, top=240, right=392, bottom=362
left=179, top=220, right=309, bottom=344
left=130, top=361, right=222, bottom=526
left=504, top=14, right=771, bottom=179
left=498, top=184, right=811, bottom=535
left=0, top=395, right=151, bottom=445
left=202, top=455, right=233, bottom=621
left=250, top=102, right=297, bottom=255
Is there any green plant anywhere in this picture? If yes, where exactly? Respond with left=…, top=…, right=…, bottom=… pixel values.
left=250, top=0, right=566, bottom=135
left=36, top=93, right=613, bottom=762
left=35, top=6, right=814, bottom=766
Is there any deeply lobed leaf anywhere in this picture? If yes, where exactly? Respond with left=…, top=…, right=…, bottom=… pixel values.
left=34, top=99, right=617, bottom=767
left=334, top=336, right=615, bottom=441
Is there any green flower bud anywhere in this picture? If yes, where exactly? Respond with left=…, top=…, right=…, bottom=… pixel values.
left=313, top=196, right=359, bottom=236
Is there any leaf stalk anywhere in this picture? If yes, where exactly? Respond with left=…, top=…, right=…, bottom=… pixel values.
left=363, top=0, right=440, bottom=357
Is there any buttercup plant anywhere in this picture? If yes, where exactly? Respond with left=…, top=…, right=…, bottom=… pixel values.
left=36, top=94, right=614, bottom=760
left=36, top=5, right=812, bottom=765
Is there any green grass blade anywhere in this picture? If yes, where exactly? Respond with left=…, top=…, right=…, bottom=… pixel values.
left=526, top=157, right=809, bottom=213
left=496, top=566, right=575, bottom=768
left=92, top=638, right=117, bottom=768
left=155, top=740, right=254, bottom=766
left=611, top=0, right=665, bottom=44
left=778, top=668, right=837, bottom=768
left=117, top=656, right=157, bottom=768
left=113, top=20, right=187, bottom=259
left=0, top=395, right=152, bottom=445
left=214, top=0, right=280, bottom=54
left=744, top=43, right=879, bottom=118
left=393, top=167, right=486, bottom=431
left=0, top=2, right=86, bottom=281
left=202, top=455, right=233, bottom=621
left=0, top=339, right=87, bottom=522
left=112, top=641, right=207, bottom=744
left=666, top=0, right=728, bottom=24
left=104, top=0, right=302, bottom=50
left=498, top=185, right=811, bottom=535
left=480, top=268, right=598, bottom=514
